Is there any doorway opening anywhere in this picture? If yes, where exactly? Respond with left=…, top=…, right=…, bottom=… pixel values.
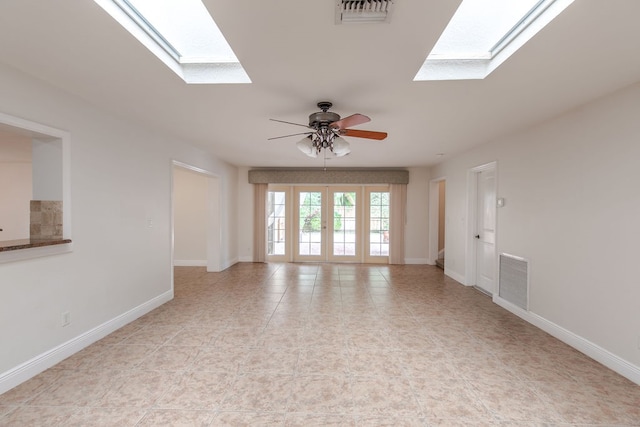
left=428, top=178, right=446, bottom=268
left=171, top=161, right=221, bottom=280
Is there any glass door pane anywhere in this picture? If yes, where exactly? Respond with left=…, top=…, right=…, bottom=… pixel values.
left=368, top=191, right=390, bottom=257
left=267, top=191, right=286, bottom=256
left=297, top=190, right=324, bottom=258
left=331, top=190, right=358, bottom=258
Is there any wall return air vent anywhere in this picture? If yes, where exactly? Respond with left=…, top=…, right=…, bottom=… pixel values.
left=336, top=0, right=395, bottom=24
left=499, top=253, right=529, bottom=311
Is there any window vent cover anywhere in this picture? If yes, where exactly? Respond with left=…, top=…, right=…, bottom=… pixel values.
left=336, top=0, right=395, bottom=24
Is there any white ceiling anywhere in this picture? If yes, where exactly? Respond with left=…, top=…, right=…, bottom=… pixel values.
left=1, top=0, right=639, bottom=168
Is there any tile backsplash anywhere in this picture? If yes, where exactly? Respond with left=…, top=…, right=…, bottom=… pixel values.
left=30, top=200, right=63, bottom=240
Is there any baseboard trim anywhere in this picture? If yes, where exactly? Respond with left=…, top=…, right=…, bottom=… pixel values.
left=0, top=290, right=173, bottom=395
left=173, top=260, right=207, bottom=267
left=405, top=258, right=428, bottom=265
left=494, top=296, right=640, bottom=386
left=444, top=268, right=466, bottom=285
left=222, top=257, right=239, bottom=270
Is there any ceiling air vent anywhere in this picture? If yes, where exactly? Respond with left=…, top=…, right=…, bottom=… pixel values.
left=336, top=0, right=395, bottom=25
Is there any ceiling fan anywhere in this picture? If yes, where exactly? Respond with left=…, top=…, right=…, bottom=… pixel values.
left=269, top=102, right=387, bottom=158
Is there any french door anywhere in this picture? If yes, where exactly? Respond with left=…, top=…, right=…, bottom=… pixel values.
left=267, top=185, right=389, bottom=263
left=294, top=186, right=361, bottom=262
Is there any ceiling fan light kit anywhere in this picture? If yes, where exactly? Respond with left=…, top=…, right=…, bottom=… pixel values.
left=270, top=101, right=387, bottom=159
left=296, top=136, right=318, bottom=158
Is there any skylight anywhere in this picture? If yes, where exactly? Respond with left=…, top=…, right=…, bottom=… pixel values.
left=94, top=0, right=250, bottom=84
left=414, top=0, right=574, bottom=81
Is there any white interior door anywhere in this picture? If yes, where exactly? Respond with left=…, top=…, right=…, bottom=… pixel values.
left=475, top=168, right=496, bottom=294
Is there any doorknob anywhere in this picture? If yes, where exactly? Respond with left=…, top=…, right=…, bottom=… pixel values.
left=475, top=234, right=480, bottom=239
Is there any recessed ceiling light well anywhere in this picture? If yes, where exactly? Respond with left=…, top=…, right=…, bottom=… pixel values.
left=94, top=0, right=251, bottom=84
left=414, top=0, right=574, bottom=81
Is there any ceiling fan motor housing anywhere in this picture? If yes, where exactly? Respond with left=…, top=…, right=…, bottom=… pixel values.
left=308, top=111, right=340, bottom=128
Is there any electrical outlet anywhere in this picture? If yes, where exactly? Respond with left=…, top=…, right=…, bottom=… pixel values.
left=61, top=311, right=71, bottom=327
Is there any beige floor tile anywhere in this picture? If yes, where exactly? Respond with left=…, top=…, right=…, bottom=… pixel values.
left=532, top=380, right=637, bottom=425
left=0, top=405, right=78, bottom=427
left=0, top=405, right=16, bottom=418
left=28, top=368, right=120, bottom=407
left=357, top=414, right=426, bottom=426
left=346, top=329, right=395, bottom=350
left=297, top=347, right=350, bottom=376
left=257, top=327, right=304, bottom=348
left=348, top=348, right=405, bottom=377
left=190, top=345, right=249, bottom=373
left=214, top=411, right=286, bottom=426
left=352, top=376, right=421, bottom=416
left=288, top=374, right=353, bottom=413
left=98, top=369, right=179, bottom=408
left=397, top=350, right=461, bottom=381
left=121, top=325, right=182, bottom=345
left=301, top=327, right=347, bottom=348
left=469, top=378, right=565, bottom=423
left=221, top=373, right=294, bottom=412
left=0, top=369, right=61, bottom=405
left=285, top=412, right=357, bottom=426
left=213, top=326, right=264, bottom=347
left=136, top=345, right=200, bottom=371
left=83, top=344, right=157, bottom=370
left=65, top=407, right=147, bottom=427
left=410, top=378, right=495, bottom=422
left=164, top=326, right=221, bottom=347
left=3, top=263, right=639, bottom=426
left=156, top=371, right=234, bottom=410
left=137, top=409, right=215, bottom=426
left=240, top=346, right=300, bottom=374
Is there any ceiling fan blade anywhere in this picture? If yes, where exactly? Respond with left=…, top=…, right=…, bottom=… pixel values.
left=268, top=131, right=314, bottom=140
left=341, top=129, right=388, bottom=140
left=270, top=118, right=311, bottom=129
left=330, top=113, right=370, bottom=130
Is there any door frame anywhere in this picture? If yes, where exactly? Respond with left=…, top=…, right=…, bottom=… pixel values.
left=428, top=177, right=446, bottom=265
left=266, top=185, right=292, bottom=262
left=280, top=185, right=389, bottom=264
left=466, top=161, right=498, bottom=290
left=293, top=186, right=327, bottom=262
left=171, top=160, right=222, bottom=273
left=364, top=186, right=391, bottom=264
left=327, top=186, right=362, bottom=263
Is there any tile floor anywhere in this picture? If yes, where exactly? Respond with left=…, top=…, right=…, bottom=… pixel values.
left=1, top=263, right=639, bottom=426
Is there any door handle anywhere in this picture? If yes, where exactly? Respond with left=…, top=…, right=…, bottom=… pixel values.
left=475, top=234, right=480, bottom=239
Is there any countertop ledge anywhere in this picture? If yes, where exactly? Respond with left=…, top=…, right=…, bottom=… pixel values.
left=0, top=239, right=72, bottom=252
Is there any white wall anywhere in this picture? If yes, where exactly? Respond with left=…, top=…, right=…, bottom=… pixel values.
left=431, top=81, right=640, bottom=377
left=405, top=167, right=430, bottom=264
left=237, top=166, right=254, bottom=262
left=0, top=131, right=32, bottom=240
left=31, top=138, right=62, bottom=201
left=0, top=164, right=31, bottom=240
left=173, top=167, right=207, bottom=265
left=0, top=62, right=239, bottom=390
